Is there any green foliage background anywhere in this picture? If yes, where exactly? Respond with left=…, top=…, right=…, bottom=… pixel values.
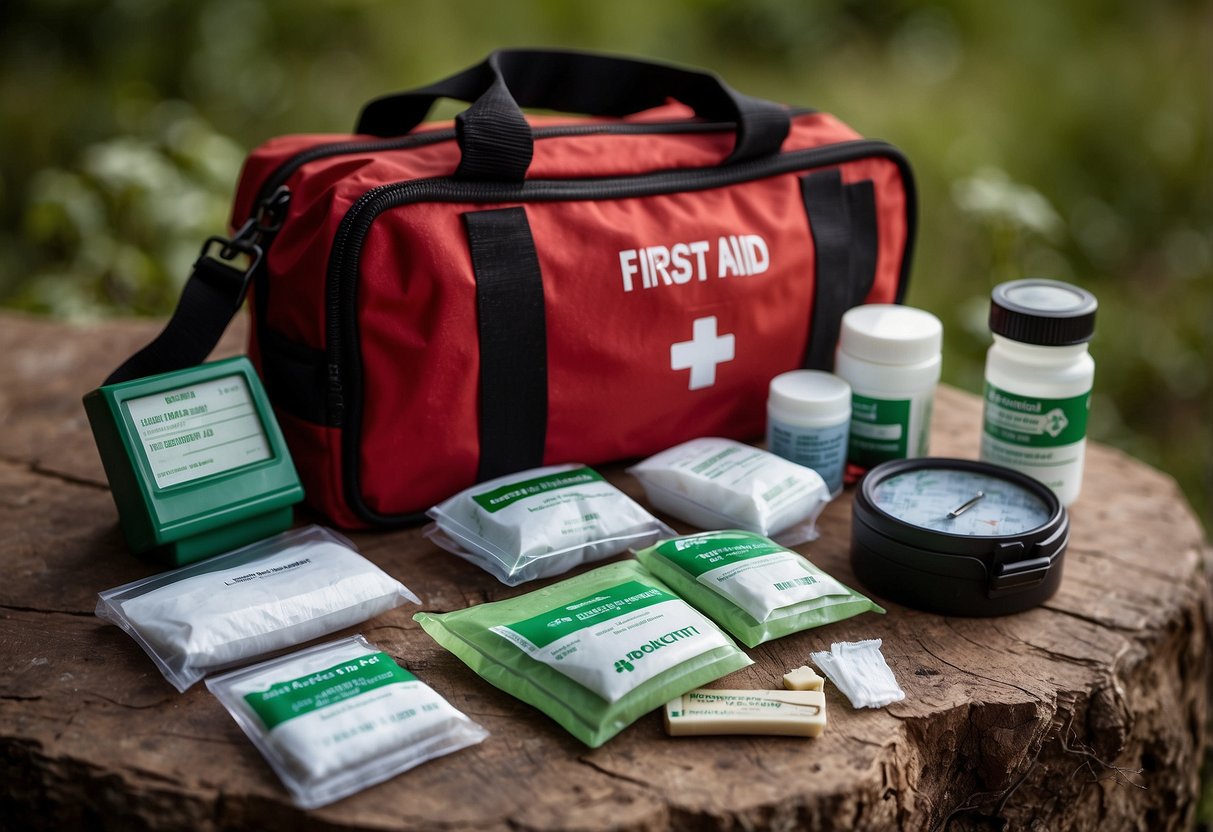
left=1, top=0, right=1209, bottom=536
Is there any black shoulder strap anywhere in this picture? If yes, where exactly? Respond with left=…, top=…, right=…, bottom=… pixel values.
left=104, top=244, right=255, bottom=386
left=102, top=189, right=289, bottom=387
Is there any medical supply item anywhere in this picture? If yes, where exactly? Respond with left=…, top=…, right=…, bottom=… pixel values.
left=810, top=639, right=904, bottom=709
left=767, top=370, right=851, bottom=495
left=635, top=530, right=882, bottom=648
left=628, top=438, right=831, bottom=540
left=414, top=560, right=750, bottom=747
left=783, top=665, right=825, bottom=691
left=835, top=304, right=942, bottom=473
left=851, top=457, right=1068, bottom=616
left=426, top=464, right=669, bottom=585
left=96, top=525, right=419, bottom=691
left=84, top=356, right=303, bottom=564
left=663, top=688, right=827, bottom=737
left=135, top=48, right=915, bottom=529
left=206, top=635, right=487, bottom=809
left=980, top=278, right=1097, bottom=506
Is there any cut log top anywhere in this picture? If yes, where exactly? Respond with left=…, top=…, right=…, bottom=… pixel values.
left=0, top=311, right=1208, bottom=831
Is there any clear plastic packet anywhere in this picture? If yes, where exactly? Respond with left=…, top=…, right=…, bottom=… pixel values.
left=206, top=634, right=488, bottom=809
left=627, top=437, right=832, bottom=542
left=426, top=464, right=671, bottom=586
left=414, top=560, right=751, bottom=747
left=95, top=525, right=420, bottom=691
left=635, top=530, right=883, bottom=648
left=811, top=639, right=906, bottom=709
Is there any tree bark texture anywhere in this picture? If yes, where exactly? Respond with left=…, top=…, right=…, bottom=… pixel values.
left=0, top=312, right=1208, bottom=831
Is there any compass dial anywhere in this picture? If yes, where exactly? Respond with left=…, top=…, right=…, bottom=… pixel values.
left=870, top=468, right=1051, bottom=536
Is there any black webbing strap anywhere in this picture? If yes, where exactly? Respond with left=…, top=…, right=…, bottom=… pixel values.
left=800, top=170, right=880, bottom=370
left=103, top=250, right=255, bottom=386
left=801, top=170, right=851, bottom=371
left=845, top=179, right=879, bottom=307
left=102, top=186, right=289, bottom=387
left=357, top=49, right=790, bottom=182
left=258, top=327, right=330, bottom=426
left=462, top=207, right=548, bottom=482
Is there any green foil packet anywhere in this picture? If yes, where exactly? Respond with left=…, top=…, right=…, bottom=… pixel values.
left=635, top=530, right=883, bottom=648
left=414, top=561, right=751, bottom=747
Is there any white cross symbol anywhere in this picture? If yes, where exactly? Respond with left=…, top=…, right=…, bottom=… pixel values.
left=670, top=316, right=735, bottom=391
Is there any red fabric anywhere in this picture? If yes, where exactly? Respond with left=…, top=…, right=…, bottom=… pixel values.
left=239, top=108, right=911, bottom=526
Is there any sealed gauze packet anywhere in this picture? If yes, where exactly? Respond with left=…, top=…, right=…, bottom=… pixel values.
left=635, top=530, right=883, bottom=648
left=627, top=438, right=831, bottom=542
left=96, top=525, right=419, bottom=691
left=426, top=463, right=670, bottom=585
left=207, top=634, right=488, bottom=809
left=415, top=560, right=751, bottom=747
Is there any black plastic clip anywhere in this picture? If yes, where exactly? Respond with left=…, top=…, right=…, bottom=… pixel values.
left=988, top=540, right=1055, bottom=597
left=194, top=186, right=292, bottom=310
left=196, top=228, right=263, bottom=310
left=254, top=185, right=291, bottom=234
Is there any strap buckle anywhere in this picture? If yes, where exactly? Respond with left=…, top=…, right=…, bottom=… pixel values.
left=197, top=226, right=263, bottom=309
left=254, top=186, right=291, bottom=234
left=194, top=186, right=291, bottom=309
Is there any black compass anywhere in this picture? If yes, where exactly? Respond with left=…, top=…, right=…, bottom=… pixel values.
left=851, top=458, right=1069, bottom=616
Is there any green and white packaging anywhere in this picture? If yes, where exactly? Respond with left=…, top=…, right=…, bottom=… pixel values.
left=627, top=438, right=831, bottom=542
left=414, top=561, right=751, bottom=747
left=426, top=463, right=670, bottom=586
left=635, top=530, right=883, bottom=648
left=206, top=634, right=488, bottom=809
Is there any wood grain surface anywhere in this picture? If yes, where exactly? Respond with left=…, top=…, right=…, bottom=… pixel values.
left=0, top=311, right=1208, bottom=831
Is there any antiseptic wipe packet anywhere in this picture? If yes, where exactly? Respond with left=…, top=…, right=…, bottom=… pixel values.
left=635, top=530, right=883, bottom=648
left=627, top=438, right=831, bottom=541
left=426, top=464, right=669, bottom=585
left=96, top=525, right=420, bottom=691
left=415, top=560, right=751, bottom=747
left=207, top=634, right=488, bottom=809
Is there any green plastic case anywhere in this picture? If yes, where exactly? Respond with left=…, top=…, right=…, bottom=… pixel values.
left=84, top=357, right=303, bottom=564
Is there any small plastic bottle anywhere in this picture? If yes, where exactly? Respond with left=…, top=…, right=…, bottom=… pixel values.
left=835, top=305, right=943, bottom=475
left=980, top=278, right=1097, bottom=506
left=767, top=370, right=852, bottom=495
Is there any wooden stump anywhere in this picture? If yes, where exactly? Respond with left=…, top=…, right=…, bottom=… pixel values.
left=0, top=311, right=1208, bottom=831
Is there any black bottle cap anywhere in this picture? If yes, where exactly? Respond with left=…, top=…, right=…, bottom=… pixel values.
left=989, top=278, right=1097, bottom=346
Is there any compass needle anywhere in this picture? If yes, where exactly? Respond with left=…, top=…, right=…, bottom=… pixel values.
left=946, top=491, right=985, bottom=519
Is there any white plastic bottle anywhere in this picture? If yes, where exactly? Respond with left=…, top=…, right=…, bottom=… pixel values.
left=980, top=278, right=1097, bottom=506
left=835, top=305, right=942, bottom=474
left=767, top=370, right=852, bottom=495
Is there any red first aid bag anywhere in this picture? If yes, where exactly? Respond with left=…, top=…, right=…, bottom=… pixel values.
left=108, top=49, right=916, bottom=528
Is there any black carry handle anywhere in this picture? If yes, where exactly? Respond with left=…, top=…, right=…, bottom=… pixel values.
left=356, top=48, right=792, bottom=182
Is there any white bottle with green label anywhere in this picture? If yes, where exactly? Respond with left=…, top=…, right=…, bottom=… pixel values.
left=835, top=304, right=943, bottom=474
left=980, top=278, right=1097, bottom=506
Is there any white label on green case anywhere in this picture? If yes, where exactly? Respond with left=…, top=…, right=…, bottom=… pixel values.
left=126, top=375, right=271, bottom=488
